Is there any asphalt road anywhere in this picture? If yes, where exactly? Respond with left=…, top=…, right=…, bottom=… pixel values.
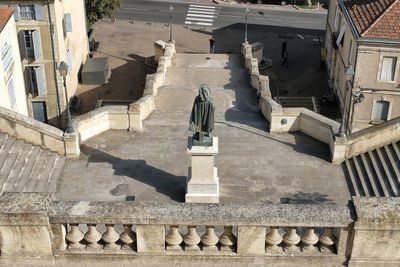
left=116, top=0, right=327, bottom=30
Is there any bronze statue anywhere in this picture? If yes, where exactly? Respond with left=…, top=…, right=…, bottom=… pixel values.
left=189, top=84, right=215, bottom=146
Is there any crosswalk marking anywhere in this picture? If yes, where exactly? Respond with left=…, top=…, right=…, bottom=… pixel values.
left=185, top=4, right=220, bottom=28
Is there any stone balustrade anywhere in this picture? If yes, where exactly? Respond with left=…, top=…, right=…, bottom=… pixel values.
left=1, top=193, right=400, bottom=266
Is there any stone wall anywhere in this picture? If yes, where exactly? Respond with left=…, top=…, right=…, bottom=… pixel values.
left=1, top=193, right=400, bottom=266
left=0, top=106, right=67, bottom=155
left=0, top=42, right=175, bottom=158
left=242, top=42, right=400, bottom=164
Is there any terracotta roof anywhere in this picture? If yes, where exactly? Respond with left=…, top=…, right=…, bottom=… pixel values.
left=343, top=0, right=400, bottom=40
left=0, top=7, right=13, bottom=33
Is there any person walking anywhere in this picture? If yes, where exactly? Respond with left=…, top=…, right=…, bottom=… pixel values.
left=209, top=37, right=215, bottom=53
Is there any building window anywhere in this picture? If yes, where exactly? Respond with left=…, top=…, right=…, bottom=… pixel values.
left=26, top=66, right=46, bottom=97
left=11, top=4, right=44, bottom=21
left=379, top=57, right=397, bottom=81
left=19, top=5, right=35, bottom=20
left=18, top=30, right=41, bottom=61
left=348, top=39, right=353, bottom=64
left=7, top=78, right=16, bottom=108
left=1, top=37, right=13, bottom=71
left=371, top=100, right=390, bottom=123
left=66, top=49, right=72, bottom=72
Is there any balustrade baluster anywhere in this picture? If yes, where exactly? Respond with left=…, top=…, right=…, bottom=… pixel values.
left=319, top=228, right=336, bottom=253
left=301, top=228, right=319, bottom=252
left=283, top=227, right=300, bottom=252
left=165, top=225, right=183, bottom=251
left=102, top=224, right=120, bottom=249
left=219, top=226, right=236, bottom=252
left=120, top=224, right=136, bottom=250
left=66, top=224, right=84, bottom=249
left=84, top=224, right=102, bottom=249
left=183, top=225, right=201, bottom=251
left=265, top=226, right=282, bottom=252
left=201, top=226, right=219, bottom=251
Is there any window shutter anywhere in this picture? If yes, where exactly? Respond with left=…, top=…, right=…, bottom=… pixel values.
left=336, top=23, right=346, bottom=47
left=34, top=5, right=44, bottom=20
left=32, top=30, right=41, bottom=60
left=11, top=5, right=20, bottom=21
left=7, top=79, right=16, bottom=107
left=17, top=31, right=26, bottom=60
left=380, top=57, right=396, bottom=81
left=66, top=49, right=72, bottom=71
left=64, top=13, right=72, bottom=33
left=35, top=66, right=46, bottom=96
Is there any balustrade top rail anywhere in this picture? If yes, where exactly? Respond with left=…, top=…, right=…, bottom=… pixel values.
left=48, top=200, right=355, bottom=227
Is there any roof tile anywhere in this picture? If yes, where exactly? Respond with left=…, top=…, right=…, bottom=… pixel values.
left=0, top=7, right=13, bottom=33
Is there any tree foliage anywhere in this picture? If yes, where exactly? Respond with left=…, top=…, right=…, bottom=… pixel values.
left=85, top=0, right=120, bottom=25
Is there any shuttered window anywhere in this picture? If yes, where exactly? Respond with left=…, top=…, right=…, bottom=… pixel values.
left=20, top=30, right=41, bottom=61
left=26, top=66, right=46, bottom=96
left=372, top=100, right=390, bottom=122
left=1, top=37, right=13, bottom=71
left=66, top=49, right=72, bottom=72
left=11, top=4, right=43, bottom=21
left=336, top=23, right=346, bottom=47
left=7, top=78, right=16, bottom=108
left=64, top=13, right=72, bottom=33
left=379, top=57, right=397, bottom=81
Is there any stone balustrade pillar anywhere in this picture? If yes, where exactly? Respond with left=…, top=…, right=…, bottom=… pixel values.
left=136, top=225, right=165, bottom=253
left=237, top=226, right=266, bottom=255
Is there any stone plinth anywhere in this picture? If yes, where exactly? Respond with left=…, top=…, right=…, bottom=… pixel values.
left=185, top=136, right=219, bottom=203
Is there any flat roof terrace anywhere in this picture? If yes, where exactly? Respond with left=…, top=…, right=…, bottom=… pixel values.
left=57, top=54, right=351, bottom=204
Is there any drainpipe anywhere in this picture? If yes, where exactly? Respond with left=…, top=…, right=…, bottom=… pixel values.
left=47, top=0, right=62, bottom=125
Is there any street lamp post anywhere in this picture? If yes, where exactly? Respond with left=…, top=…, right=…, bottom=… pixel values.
left=244, top=8, right=250, bottom=43
left=58, top=61, right=74, bottom=133
left=169, top=6, right=174, bottom=42
left=337, top=65, right=355, bottom=137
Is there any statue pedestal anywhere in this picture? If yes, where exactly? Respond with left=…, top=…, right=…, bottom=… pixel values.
left=185, top=136, right=219, bottom=203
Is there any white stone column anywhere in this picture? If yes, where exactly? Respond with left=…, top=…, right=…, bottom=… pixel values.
left=185, top=136, right=219, bottom=203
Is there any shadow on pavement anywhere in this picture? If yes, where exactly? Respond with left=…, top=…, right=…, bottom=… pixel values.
left=280, top=191, right=335, bottom=204
left=80, top=145, right=186, bottom=202
left=75, top=52, right=154, bottom=114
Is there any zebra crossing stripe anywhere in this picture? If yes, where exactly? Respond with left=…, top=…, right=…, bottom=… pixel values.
left=185, top=4, right=219, bottom=27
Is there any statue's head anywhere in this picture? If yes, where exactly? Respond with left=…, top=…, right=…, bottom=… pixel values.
left=199, top=84, right=212, bottom=102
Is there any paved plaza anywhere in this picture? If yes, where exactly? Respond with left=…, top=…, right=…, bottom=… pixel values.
left=58, top=53, right=350, bottom=204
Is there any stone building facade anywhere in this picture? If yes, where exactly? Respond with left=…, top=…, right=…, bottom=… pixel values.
left=325, top=0, right=400, bottom=133
left=0, top=7, right=28, bottom=115
left=3, top=0, right=89, bottom=126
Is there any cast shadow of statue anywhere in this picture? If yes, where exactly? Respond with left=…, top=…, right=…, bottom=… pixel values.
left=80, top=145, right=186, bottom=202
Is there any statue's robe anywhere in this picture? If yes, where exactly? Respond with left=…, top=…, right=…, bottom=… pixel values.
left=189, top=84, right=214, bottom=135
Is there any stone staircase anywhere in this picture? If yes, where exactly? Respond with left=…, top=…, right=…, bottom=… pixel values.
left=343, top=141, right=400, bottom=197
left=0, top=133, right=65, bottom=193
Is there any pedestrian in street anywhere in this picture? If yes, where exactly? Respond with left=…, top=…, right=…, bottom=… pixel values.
left=209, top=37, right=215, bottom=54
left=281, top=41, right=289, bottom=67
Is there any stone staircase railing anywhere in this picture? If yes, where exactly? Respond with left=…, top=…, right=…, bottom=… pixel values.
left=0, top=42, right=175, bottom=158
left=241, top=43, right=400, bottom=164
left=1, top=193, right=400, bottom=266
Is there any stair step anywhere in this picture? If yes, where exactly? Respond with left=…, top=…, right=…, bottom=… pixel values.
left=0, top=136, right=16, bottom=170
left=360, top=153, right=381, bottom=196
left=353, top=156, right=371, bottom=196
left=376, top=148, right=398, bottom=196
left=23, top=149, right=48, bottom=192
left=33, top=151, right=56, bottom=192
left=0, top=134, right=6, bottom=150
left=2, top=143, right=33, bottom=192
left=344, top=159, right=362, bottom=197
left=368, top=150, right=391, bottom=197
left=384, top=145, right=400, bottom=188
left=14, top=146, right=42, bottom=192
left=392, top=141, right=400, bottom=160
left=45, top=156, right=65, bottom=192
left=0, top=140, right=25, bottom=193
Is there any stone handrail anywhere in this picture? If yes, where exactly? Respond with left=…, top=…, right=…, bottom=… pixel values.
left=342, top=116, right=400, bottom=160
left=242, top=42, right=400, bottom=164
left=0, top=106, right=78, bottom=157
left=2, top=193, right=400, bottom=266
left=0, top=42, right=175, bottom=159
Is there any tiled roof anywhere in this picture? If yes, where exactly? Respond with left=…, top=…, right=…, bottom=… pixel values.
left=0, top=7, right=13, bottom=33
left=343, top=0, right=400, bottom=40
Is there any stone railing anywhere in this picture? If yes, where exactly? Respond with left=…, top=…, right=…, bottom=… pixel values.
left=74, top=42, right=175, bottom=142
left=242, top=42, right=400, bottom=164
left=0, top=106, right=79, bottom=158
left=0, top=42, right=175, bottom=159
left=1, top=193, right=400, bottom=266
